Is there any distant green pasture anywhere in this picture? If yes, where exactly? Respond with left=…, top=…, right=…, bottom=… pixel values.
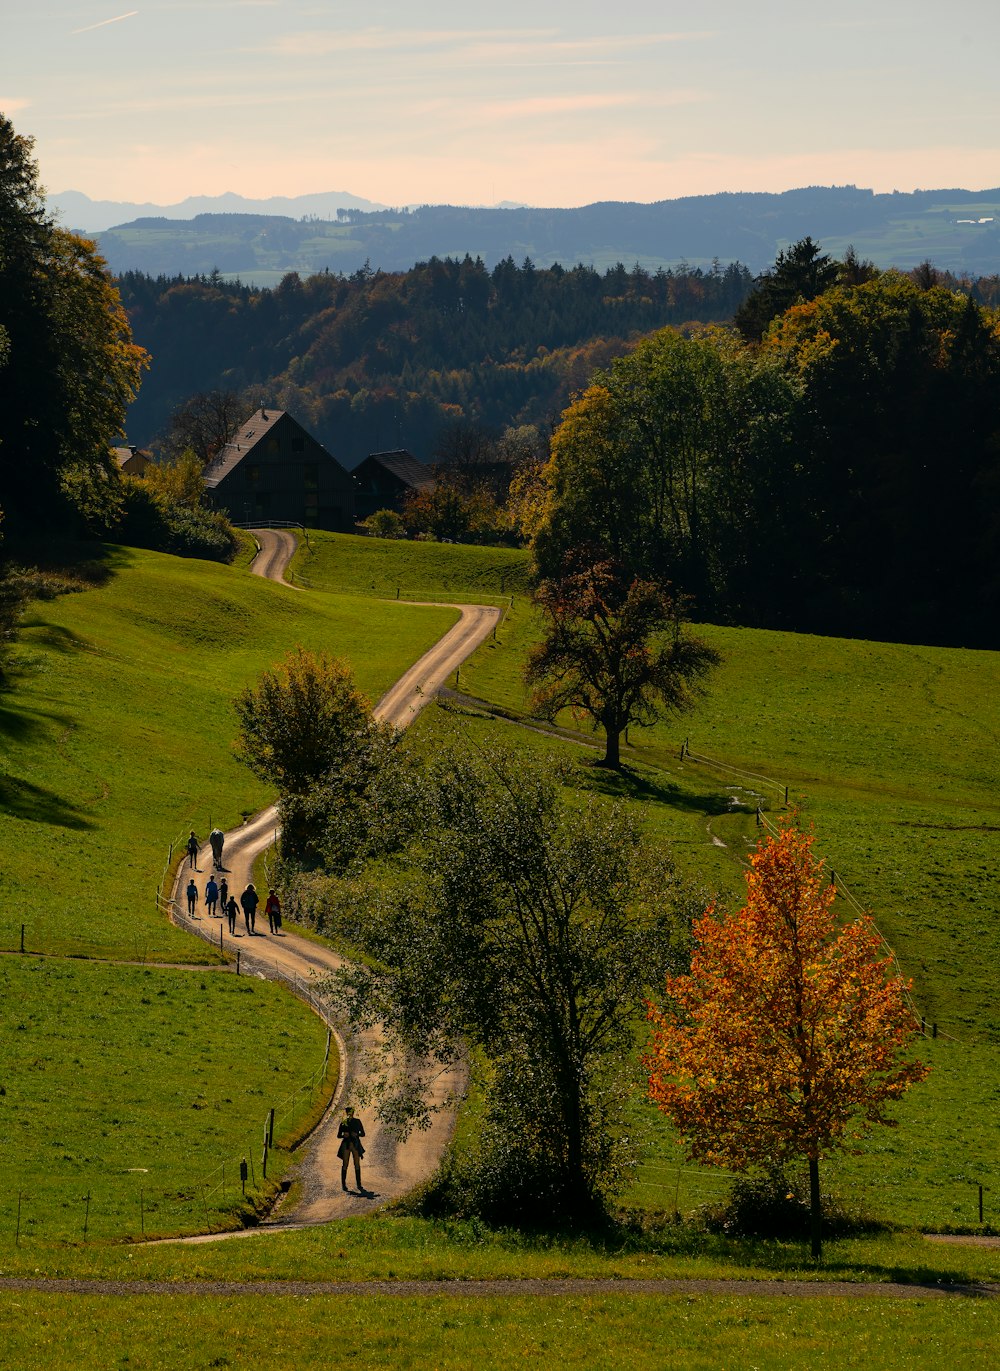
left=0, top=543, right=455, bottom=960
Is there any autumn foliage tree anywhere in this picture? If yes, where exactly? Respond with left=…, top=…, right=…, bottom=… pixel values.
left=644, top=822, right=929, bottom=1258
left=526, top=560, right=720, bottom=767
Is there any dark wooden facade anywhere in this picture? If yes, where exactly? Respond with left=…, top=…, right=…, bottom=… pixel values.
left=353, top=449, right=434, bottom=520
left=203, top=409, right=355, bottom=529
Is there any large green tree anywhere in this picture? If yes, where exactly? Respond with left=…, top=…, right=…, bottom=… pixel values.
left=531, top=327, right=803, bottom=617
left=0, top=114, right=146, bottom=533
left=324, top=744, right=699, bottom=1220
left=526, top=561, right=721, bottom=768
left=734, top=236, right=842, bottom=343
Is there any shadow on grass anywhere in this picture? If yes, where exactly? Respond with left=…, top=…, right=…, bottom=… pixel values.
left=17, top=619, right=94, bottom=654
left=582, top=761, right=737, bottom=819
left=0, top=772, right=94, bottom=830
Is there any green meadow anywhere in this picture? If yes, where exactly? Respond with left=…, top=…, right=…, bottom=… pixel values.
left=299, top=530, right=1000, bottom=1234
left=1, top=528, right=998, bottom=1314
left=0, top=1289, right=996, bottom=1371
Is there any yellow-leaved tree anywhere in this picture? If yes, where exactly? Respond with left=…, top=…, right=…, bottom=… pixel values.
left=644, top=821, right=929, bottom=1258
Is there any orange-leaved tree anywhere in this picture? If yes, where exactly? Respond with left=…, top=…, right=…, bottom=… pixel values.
left=644, top=821, right=928, bottom=1258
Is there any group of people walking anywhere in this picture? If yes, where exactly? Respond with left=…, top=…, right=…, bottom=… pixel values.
left=183, top=828, right=282, bottom=936
left=184, top=875, right=281, bottom=935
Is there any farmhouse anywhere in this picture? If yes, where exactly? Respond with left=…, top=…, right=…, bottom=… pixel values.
left=202, top=408, right=355, bottom=528
left=353, top=449, right=434, bottom=520
left=112, top=445, right=153, bottom=477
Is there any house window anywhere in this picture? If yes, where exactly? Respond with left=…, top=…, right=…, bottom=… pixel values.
left=303, top=464, right=319, bottom=490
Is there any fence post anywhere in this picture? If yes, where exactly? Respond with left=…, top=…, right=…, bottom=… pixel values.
left=15, top=1191, right=22, bottom=1246
left=268, top=1107, right=275, bottom=1148
left=932, top=1023, right=938, bottom=1039
left=20, top=924, right=25, bottom=954
left=262, top=1141, right=268, bottom=1180
left=241, top=1157, right=248, bottom=1196
left=236, top=950, right=241, bottom=977
left=140, top=1188, right=144, bottom=1236
left=220, top=924, right=224, bottom=952
left=82, top=1191, right=91, bottom=1242
left=756, top=806, right=761, bottom=828
left=979, top=1184, right=984, bottom=1224
left=784, top=785, right=789, bottom=806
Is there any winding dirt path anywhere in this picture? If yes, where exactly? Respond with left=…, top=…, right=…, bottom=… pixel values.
left=169, top=528, right=499, bottom=1233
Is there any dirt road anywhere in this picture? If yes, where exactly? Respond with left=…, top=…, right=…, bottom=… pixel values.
left=169, top=528, right=499, bottom=1231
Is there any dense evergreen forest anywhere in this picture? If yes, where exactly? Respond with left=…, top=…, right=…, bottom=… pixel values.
left=119, top=256, right=753, bottom=461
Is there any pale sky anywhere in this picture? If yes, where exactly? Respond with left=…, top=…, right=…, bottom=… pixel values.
left=3, top=0, right=999, bottom=207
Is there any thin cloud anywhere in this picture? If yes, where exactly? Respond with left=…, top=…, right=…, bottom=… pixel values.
left=265, top=27, right=712, bottom=60
left=478, top=90, right=706, bottom=120
left=72, top=11, right=139, bottom=36
left=0, top=97, right=31, bottom=113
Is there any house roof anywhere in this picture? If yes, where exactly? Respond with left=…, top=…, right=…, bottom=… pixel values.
left=202, top=408, right=286, bottom=489
left=112, top=445, right=151, bottom=469
left=358, top=449, right=434, bottom=490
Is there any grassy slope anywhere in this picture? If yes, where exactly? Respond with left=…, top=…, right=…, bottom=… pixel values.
left=299, top=531, right=1000, bottom=1232
left=0, top=542, right=454, bottom=1240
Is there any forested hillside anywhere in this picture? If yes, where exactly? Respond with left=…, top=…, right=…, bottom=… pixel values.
left=120, top=256, right=752, bottom=460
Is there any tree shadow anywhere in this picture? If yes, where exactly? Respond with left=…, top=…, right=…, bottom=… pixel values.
left=581, top=761, right=738, bottom=818
left=16, top=619, right=93, bottom=654
left=0, top=773, right=94, bottom=830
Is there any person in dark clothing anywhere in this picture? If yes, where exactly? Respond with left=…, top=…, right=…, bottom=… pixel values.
left=186, top=831, right=199, bottom=869
left=204, top=876, right=219, bottom=918
left=185, top=878, right=198, bottom=916
left=265, top=889, right=282, bottom=934
left=225, top=895, right=238, bottom=935
left=240, top=883, right=258, bottom=934
left=337, top=1107, right=366, bottom=1192
left=219, top=877, right=229, bottom=912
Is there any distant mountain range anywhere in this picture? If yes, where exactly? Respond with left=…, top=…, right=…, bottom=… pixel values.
left=50, top=188, right=388, bottom=232
left=52, top=186, right=1000, bottom=282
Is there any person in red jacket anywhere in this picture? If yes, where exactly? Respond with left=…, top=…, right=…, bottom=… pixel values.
left=265, top=889, right=282, bottom=934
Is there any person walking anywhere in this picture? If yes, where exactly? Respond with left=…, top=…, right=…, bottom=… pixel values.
left=186, top=830, right=199, bottom=870
left=185, top=878, right=198, bottom=917
left=225, top=894, right=238, bottom=935
left=219, top=877, right=229, bottom=913
left=264, top=889, right=282, bottom=934
left=205, top=875, right=219, bottom=919
left=337, top=1107, right=366, bottom=1192
left=240, top=882, right=258, bottom=935
left=209, top=828, right=225, bottom=871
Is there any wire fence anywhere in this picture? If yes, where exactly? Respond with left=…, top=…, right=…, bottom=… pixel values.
left=682, top=739, right=975, bottom=1045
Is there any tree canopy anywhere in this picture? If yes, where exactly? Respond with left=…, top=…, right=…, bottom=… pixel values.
left=645, top=822, right=928, bottom=1258
left=0, top=114, right=147, bottom=534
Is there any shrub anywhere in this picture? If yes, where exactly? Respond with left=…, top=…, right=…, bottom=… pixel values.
left=112, top=479, right=237, bottom=561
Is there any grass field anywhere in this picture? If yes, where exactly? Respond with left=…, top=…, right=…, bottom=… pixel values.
left=0, top=1289, right=996, bottom=1370
left=0, top=956, right=333, bottom=1242
left=2, top=529, right=998, bottom=1316
left=293, top=530, right=1000, bottom=1232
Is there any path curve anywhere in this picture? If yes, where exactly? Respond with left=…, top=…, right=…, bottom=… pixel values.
left=169, top=528, right=500, bottom=1231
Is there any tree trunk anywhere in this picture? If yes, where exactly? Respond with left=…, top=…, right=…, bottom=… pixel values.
left=809, top=1154, right=822, bottom=1260
left=601, top=726, right=621, bottom=768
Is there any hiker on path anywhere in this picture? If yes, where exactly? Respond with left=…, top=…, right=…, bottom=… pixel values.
left=205, top=876, right=219, bottom=918
left=219, top=877, right=229, bottom=912
left=240, top=883, right=259, bottom=934
left=226, top=895, right=238, bottom=935
left=265, top=889, right=282, bottom=934
left=209, top=828, right=225, bottom=871
left=186, top=831, right=199, bottom=869
left=337, top=1106, right=366, bottom=1192
left=186, top=878, right=198, bottom=917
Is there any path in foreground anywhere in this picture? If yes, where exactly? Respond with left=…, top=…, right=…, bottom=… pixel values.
left=170, top=529, right=500, bottom=1230
left=1, top=1276, right=996, bottom=1299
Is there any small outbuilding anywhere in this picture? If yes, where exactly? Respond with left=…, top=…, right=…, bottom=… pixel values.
left=353, top=449, right=435, bottom=520
left=202, top=408, right=355, bottom=529
left=112, top=445, right=153, bottom=477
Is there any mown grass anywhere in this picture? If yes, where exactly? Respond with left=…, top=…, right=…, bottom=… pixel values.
left=289, top=528, right=531, bottom=603
left=0, top=542, right=456, bottom=960
left=0, top=1290, right=997, bottom=1371
left=0, top=957, right=333, bottom=1242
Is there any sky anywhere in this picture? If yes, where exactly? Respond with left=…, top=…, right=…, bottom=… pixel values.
left=3, top=0, right=999, bottom=208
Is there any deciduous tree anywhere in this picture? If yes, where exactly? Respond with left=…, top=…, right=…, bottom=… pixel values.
left=526, top=561, right=720, bottom=768
left=644, top=823, right=929, bottom=1258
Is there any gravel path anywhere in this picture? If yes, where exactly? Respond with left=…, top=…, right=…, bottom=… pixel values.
left=166, top=529, right=497, bottom=1235
left=0, top=1276, right=995, bottom=1299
